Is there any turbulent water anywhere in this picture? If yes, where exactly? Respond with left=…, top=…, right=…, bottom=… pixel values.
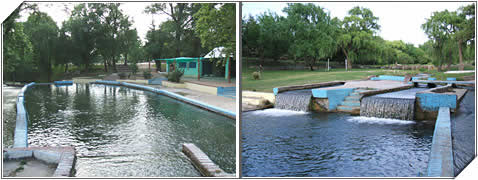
left=361, top=97, right=415, bottom=120
left=360, top=88, right=427, bottom=120
left=242, top=109, right=434, bottom=177
left=451, top=87, right=475, bottom=176
left=21, top=84, right=235, bottom=177
left=275, top=90, right=312, bottom=112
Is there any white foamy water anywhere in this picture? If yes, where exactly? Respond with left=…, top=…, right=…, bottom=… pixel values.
left=347, top=116, right=416, bottom=125
left=248, top=108, right=309, bottom=117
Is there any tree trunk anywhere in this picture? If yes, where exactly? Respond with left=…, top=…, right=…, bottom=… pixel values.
left=124, top=53, right=128, bottom=65
left=65, top=63, right=69, bottom=73
left=458, top=39, right=464, bottom=71
left=104, top=59, right=108, bottom=72
left=112, top=56, right=117, bottom=72
left=227, top=57, right=231, bottom=83
left=342, top=47, right=352, bottom=70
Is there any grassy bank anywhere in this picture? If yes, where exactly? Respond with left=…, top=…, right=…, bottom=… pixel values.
left=242, top=67, right=474, bottom=92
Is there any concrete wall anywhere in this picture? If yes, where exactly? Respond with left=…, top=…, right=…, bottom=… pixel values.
left=370, top=75, right=405, bottom=81
left=14, top=82, right=35, bottom=148
left=427, top=107, right=454, bottom=177
left=182, top=143, right=234, bottom=177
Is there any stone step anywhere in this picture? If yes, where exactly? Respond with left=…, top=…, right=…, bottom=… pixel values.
left=350, top=92, right=361, bottom=96
left=341, top=100, right=360, bottom=107
left=345, top=96, right=361, bottom=101
left=337, top=105, right=360, bottom=114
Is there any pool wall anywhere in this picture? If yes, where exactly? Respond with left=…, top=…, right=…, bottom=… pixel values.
left=13, top=82, right=35, bottom=148
left=182, top=143, right=234, bottom=177
left=92, top=80, right=236, bottom=119
left=312, top=88, right=355, bottom=110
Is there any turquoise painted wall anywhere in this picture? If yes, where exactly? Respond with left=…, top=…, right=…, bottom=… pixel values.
left=166, top=61, right=203, bottom=77
left=312, top=88, right=355, bottom=110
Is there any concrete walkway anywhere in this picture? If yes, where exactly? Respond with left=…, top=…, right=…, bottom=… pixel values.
left=148, top=84, right=236, bottom=113
left=319, top=80, right=410, bottom=90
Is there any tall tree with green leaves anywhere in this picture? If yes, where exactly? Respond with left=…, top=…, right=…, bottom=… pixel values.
left=284, top=3, right=339, bottom=71
left=194, top=3, right=236, bottom=82
left=64, top=3, right=100, bottom=72
left=145, top=3, right=200, bottom=57
left=24, top=11, right=59, bottom=82
left=338, top=6, right=380, bottom=69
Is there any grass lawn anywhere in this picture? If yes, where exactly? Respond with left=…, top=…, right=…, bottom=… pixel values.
left=242, top=68, right=475, bottom=92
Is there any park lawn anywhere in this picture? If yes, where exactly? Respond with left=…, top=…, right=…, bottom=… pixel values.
left=242, top=68, right=475, bottom=92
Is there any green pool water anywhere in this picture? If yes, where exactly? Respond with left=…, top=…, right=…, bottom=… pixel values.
left=22, top=83, right=235, bottom=177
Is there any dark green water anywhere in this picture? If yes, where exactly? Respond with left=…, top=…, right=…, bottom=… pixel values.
left=23, top=84, right=235, bottom=177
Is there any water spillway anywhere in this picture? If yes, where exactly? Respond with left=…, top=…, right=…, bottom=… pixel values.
left=275, top=89, right=312, bottom=112
left=360, top=88, right=427, bottom=120
left=361, top=97, right=415, bottom=120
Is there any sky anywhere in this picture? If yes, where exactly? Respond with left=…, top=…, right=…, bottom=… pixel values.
left=242, top=2, right=474, bottom=46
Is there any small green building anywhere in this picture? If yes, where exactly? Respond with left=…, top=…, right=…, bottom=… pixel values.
left=155, top=57, right=204, bottom=77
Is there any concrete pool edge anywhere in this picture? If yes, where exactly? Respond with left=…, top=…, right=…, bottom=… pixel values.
left=92, top=80, right=236, bottom=119
left=4, top=146, right=76, bottom=177
left=427, top=107, right=454, bottom=177
left=13, top=82, right=35, bottom=148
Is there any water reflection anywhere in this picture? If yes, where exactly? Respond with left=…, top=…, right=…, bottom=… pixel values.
left=24, top=84, right=235, bottom=177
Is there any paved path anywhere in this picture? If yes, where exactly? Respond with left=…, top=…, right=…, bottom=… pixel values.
left=148, top=84, right=236, bottom=113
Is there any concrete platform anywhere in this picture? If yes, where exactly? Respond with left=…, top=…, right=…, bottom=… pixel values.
left=319, top=80, right=410, bottom=90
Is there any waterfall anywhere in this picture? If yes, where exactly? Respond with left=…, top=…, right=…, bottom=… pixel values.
left=275, top=92, right=312, bottom=112
left=360, top=97, right=416, bottom=120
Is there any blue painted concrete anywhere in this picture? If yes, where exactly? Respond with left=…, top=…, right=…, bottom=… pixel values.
left=13, top=83, right=35, bottom=148
left=370, top=75, right=405, bottom=81
left=94, top=80, right=235, bottom=119
left=428, top=77, right=437, bottom=80
left=312, top=88, right=355, bottom=110
left=427, top=107, right=454, bottom=177
left=416, top=93, right=457, bottom=111
left=446, top=78, right=456, bottom=81
left=273, top=88, right=279, bottom=95
left=217, top=87, right=236, bottom=99
left=54, top=81, right=73, bottom=85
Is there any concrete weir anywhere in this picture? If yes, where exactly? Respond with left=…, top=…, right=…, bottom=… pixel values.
left=182, top=143, right=234, bottom=177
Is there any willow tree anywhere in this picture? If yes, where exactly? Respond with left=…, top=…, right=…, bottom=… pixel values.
left=338, top=6, right=380, bottom=69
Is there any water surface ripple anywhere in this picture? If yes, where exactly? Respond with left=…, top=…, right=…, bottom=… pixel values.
left=24, top=84, right=235, bottom=177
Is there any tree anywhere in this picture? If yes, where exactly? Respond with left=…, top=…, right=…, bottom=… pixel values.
left=64, top=3, right=100, bottom=72
left=284, top=3, right=339, bottom=71
left=454, top=4, right=475, bottom=70
left=242, top=16, right=260, bottom=57
left=145, top=3, right=200, bottom=57
left=338, top=6, right=380, bottom=69
left=24, top=11, right=59, bottom=82
left=194, top=3, right=236, bottom=82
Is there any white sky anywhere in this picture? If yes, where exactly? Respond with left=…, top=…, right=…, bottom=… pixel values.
left=242, top=2, right=475, bottom=46
left=17, top=2, right=170, bottom=43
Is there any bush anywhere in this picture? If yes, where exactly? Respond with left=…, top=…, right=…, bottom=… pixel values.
left=252, top=71, right=261, bottom=80
left=167, top=69, right=184, bottom=82
left=143, top=71, right=152, bottom=79
left=118, top=72, right=127, bottom=79
left=130, top=64, right=139, bottom=75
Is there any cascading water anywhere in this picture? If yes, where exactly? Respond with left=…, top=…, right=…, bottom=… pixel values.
left=274, top=89, right=312, bottom=112
left=361, top=97, right=415, bottom=120
left=360, top=88, right=427, bottom=120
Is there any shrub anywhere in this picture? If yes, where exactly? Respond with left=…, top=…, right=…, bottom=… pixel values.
left=167, top=69, right=184, bottom=82
left=118, top=72, right=127, bottom=79
left=252, top=71, right=261, bottom=80
left=143, top=71, right=152, bottom=79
